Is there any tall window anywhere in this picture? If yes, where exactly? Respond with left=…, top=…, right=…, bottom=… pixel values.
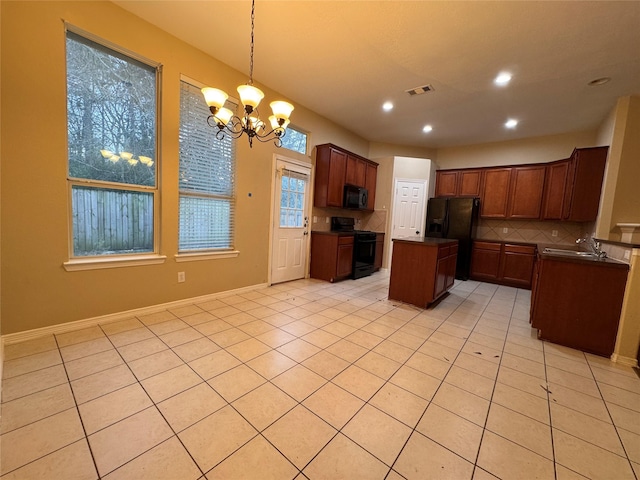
left=178, top=80, right=236, bottom=251
left=66, top=31, right=158, bottom=257
left=280, top=125, right=308, bottom=155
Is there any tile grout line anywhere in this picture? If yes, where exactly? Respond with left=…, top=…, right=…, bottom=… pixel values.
left=582, top=350, right=639, bottom=480
left=384, top=281, right=498, bottom=478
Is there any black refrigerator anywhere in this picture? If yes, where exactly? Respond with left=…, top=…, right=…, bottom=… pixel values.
left=425, top=197, right=479, bottom=280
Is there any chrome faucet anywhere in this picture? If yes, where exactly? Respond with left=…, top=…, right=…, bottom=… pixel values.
left=576, top=236, right=607, bottom=258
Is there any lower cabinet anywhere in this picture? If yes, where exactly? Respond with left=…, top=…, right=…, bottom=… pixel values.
left=470, top=241, right=536, bottom=289
left=310, top=233, right=354, bottom=282
left=389, top=238, right=458, bottom=308
left=530, top=254, right=628, bottom=356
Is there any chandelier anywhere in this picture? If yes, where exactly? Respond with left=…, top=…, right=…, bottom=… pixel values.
left=201, top=0, right=294, bottom=148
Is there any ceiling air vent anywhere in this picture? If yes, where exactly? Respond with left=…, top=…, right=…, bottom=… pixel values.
left=405, top=84, right=434, bottom=96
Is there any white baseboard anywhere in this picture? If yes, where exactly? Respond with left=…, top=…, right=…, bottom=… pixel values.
left=610, top=353, right=639, bottom=368
left=1, top=282, right=268, bottom=346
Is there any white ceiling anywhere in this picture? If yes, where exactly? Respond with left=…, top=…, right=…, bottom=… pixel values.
left=114, top=1, right=640, bottom=148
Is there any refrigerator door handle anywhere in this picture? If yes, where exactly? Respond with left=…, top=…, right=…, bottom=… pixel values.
left=443, top=213, right=450, bottom=238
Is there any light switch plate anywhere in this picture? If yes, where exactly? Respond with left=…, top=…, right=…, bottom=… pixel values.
left=552, top=230, right=558, bottom=237
left=502, top=227, right=508, bottom=233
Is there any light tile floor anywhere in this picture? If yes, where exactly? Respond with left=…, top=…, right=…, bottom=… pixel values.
left=1, top=273, right=640, bottom=479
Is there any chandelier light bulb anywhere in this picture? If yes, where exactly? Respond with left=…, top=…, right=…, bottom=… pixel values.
left=382, top=101, right=394, bottom=112
left=215, top=107, right=234, bottom=125
left=237, top=84, right=264, bottom=109
left=201, top=87, right=229, bottom=110
left=505, top=118, right=518, bottom=129
left=270, top=101, right=294, bottom=121
left=422, top=125, right=433, bottom=133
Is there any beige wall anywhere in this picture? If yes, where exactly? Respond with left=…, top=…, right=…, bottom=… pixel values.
left=369, top=142, right=436, bottom=162
left=0, top=1, right=368, bottom=335
left=610, top=96, right=640, bottom=233
left=436, top=130, right=598, bottom=169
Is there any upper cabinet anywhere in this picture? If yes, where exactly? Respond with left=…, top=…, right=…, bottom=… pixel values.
left=314, top=144, right=377, bottom=210
left=435, top=169, right=482, bottom=197
left=507, top=165, right=546, bottom=218
left=541, top=160, right=570, bottom=220
left=480, top=168, right=512, bottom=218
left=561, top=147, right=608, bottom=222
left=435, top=146, right=608, bottom=222
left=480, top=165, right=545, bottom=219
left=345, top=154, right=367, bottom=187
left=314, top=145, right=346, bottom=208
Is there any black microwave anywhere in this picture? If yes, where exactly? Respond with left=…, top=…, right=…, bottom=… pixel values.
left=343, top=185, right=368, bottom=209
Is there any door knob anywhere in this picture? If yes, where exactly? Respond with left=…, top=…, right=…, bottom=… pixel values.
left=416, top=231, right=420, bottom=235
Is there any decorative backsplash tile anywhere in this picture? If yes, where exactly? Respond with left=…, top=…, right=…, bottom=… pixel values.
left=310, top=208, right=387, bottom=233
left=476, top=219, right=583, bottom=245
left=362, top=210, right=387, bottom=233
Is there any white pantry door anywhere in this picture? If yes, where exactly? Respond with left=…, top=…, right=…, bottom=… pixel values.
left=271, top=159, right=311, bottom=284
left=392, top=179, right=427, bottom=238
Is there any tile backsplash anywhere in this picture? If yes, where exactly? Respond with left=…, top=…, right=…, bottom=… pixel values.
left=477, top=219, right=583, bottom=245
left=310, top=208, right=388, bottom=233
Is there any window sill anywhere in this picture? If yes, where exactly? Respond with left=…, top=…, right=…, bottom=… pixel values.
left=63, top=254, right=167, bottom=271
left=175, top=250, right=240, bottom=262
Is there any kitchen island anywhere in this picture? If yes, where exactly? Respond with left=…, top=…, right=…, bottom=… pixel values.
left=389, top=237, right=458, bottom=308
left=531, top=247, right=629, bottom=357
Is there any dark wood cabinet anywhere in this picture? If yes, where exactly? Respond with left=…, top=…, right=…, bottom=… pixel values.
left=541, top=160, right=570, bottom=220
left=435, top=169, right=482, bottom=197
left=499, top=244, right=537, bottom=288
left=480, top=166, right=545, bottom=219
left=389, top=238, right=458, bottom=307
left=471, top=240, right=536, bottom=289
left=315, top=144, right=377, bottom=211
left=562, top=147, right=608, bottom=222
left=480, top=168, right=512, bottom=218
left=365, top=162, right=377, bottom=210
left=469, top=241, right=502, bottom=282
left=435, top=146, right=607, bottom=222
left=459, top=170, right=483, bottom=196
left=531, top=253, right=628, bottom=356
left=314, top=145, right=346, bottom=208
left=310, top=233, right=354, bottom=282
left=508, top=166, right=546, bottom=219
left=435, top=171, right=459, bottom=197
left=374, top=233, right=384, bottom=271
left=346, top=154, right=367, bottom=187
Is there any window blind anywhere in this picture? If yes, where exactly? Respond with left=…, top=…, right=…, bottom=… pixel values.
left=179, top=80, right=236, bottom=251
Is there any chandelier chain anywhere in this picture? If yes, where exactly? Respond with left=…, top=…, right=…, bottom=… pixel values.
left=249, top=0, right=255, bottom=85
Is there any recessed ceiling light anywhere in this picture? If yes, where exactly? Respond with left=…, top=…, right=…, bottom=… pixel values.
left=505, top=119, right=518, bottom=129
left=382, top=101, right=394, bottom=111
left=494, top=72, right=512, bottom=86
left=588, top=77, right=611, bottom=86
left=422, top=125, right=433, bottom=133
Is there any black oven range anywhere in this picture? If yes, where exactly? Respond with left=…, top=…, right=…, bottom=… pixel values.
left=330, top=217, right=377, bottom=279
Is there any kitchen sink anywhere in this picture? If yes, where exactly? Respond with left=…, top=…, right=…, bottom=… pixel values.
left=542, top=248, right=599, bottom=257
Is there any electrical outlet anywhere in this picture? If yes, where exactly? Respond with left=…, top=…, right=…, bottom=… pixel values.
left=325, top=217, right=330, bottom=223
left=313, top=216, right=318, bottom=223
left=502, top=227, right=508, bottom=234
left=178, top=272, right=186, bottom=283
left=551, top=230, right=558, bottom=237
